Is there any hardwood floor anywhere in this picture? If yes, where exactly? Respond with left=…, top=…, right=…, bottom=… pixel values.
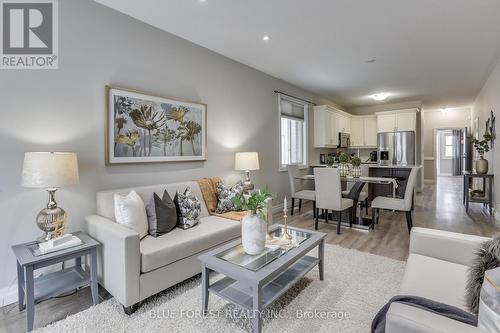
left=1, top=176, right=499, bottom=332
left=284, top=176, right=500, bottom=261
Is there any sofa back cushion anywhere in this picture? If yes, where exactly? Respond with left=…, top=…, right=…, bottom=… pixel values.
left=97, top=181, right=209, bottom=221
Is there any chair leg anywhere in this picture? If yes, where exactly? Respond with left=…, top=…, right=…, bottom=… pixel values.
left=365, top=199, right=369, bottom=215
left=312, top=201, right=316, bottom=218
left=371, top=206, right=376, bottom=230
left=290, top=198, right=295, bottom=216
left=376, top=208, right=380, bottom=224
left=349, top=206, right=353, bottom=228
left=337, top=211, right=342, bottom=234
left=315, top=209, right=319, bottom=230
left=405, top=211, right=412, bottom=234
left=325, top=209, right=329, bottom=224
left=298, top=199, right=302, bottom=213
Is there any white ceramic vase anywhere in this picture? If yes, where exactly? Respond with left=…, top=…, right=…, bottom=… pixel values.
left=241, top=213, right=266, bottom=255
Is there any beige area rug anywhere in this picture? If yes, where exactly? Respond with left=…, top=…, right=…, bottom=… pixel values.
left=36, top=244, right=405, bottom=333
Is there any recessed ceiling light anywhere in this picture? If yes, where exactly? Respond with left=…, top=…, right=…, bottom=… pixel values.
left=440, top=108, right=449, bottom=114
left=371, top=93, right=389, bottom=101
left=199, top=0, right=207, bottom=2
left=366, top=58, right=377, bottom=63
left=262, top=35, right=271, bottom=41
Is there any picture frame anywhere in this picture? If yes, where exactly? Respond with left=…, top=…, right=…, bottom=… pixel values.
left=106, top=86, right=207, bottom=164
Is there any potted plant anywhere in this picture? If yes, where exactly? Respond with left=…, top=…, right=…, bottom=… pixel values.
left=351, top=156, right=361, bottom=178
left=232, top=190, right=272, bottom=255
left=338, top=152, right=350, bottom=177
left=325, top=155, right=335, bottom=167
left=472, top=136, right=491, bottom=174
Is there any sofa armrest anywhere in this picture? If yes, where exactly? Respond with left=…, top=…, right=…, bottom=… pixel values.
left=85, top=214, right=141, bottom=307
left=387, top=303, right=487, bottom=333
left=409, top=227, right=490, bottom=266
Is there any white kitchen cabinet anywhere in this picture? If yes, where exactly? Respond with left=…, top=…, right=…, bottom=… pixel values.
left=364, top=116, right=378, bottom=146
left=377, top=114, right=397, bottom=133
left=395, top=112, right=416, bottom=132
left=313, top=105, right=351, bottom=147
left=350, top=116, right=377, bottom=147
left=376, top=109, right=417, bottom=133
left=350, top=118, right=364, bottom=147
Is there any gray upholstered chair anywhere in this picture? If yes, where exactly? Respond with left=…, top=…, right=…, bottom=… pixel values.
left=371, top=167, right=418, bottom=233
left=287, top=164, right=315, bottom=216
left=314, top=168, right=353, bottom=234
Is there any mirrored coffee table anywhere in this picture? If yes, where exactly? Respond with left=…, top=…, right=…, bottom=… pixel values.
left=198, top=224, right=326, bottom=333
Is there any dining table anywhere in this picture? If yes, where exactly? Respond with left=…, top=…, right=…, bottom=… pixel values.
left=295, top=174, right=399, bottom=230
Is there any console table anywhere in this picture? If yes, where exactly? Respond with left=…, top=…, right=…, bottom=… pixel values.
left=11, top=232, right=100, bottom=332
left=463, top=172, right=494, bottom=215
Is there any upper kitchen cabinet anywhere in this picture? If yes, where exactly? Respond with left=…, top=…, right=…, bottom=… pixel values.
left=376, top=109, right=417, bottom=133
left=313, top=105, right=351, bottom=147
left=350, top=115, right=377, bottom=147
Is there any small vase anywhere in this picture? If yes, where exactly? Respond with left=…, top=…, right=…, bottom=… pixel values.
left=339, top=163, right=349, bottom=177
left=351, top=165, right=361, bottom=178
left=475, top=155, right=489, bottom=174
left=241, top=213, right=266, bottom=255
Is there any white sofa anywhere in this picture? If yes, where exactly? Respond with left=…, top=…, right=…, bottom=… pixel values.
left=386, top=227, right=491, bottom=333
left=85, top=181, right=242, bottom=313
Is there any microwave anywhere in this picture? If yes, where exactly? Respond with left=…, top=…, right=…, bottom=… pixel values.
left=338, top=132, right=350, bottom=148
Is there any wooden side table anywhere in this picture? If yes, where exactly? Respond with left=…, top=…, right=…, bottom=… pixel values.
left=11, top=232, right=100, bottom=332
left=463, top=171, right=494, bottom=215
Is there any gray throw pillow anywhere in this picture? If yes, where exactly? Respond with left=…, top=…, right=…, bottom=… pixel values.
left=146, top=190, right=177, bottom=237
left=174, top=187, right=201, bottom=230
left=215, top=181, right=244, bottom=213
left=466, top=235, right=500, bottom=314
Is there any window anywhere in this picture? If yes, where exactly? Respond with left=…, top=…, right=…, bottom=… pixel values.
left=444, top=134, right=453, bottom=157
left=279, top=95, right=308, bottom=169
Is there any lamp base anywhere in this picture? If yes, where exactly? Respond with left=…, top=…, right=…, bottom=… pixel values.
left=35, top=189, right=68, bottom=243
left=243, top=170, right=254, bottom=193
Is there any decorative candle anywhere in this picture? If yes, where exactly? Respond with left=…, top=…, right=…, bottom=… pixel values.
left=284, top=196, right=287, bottom=211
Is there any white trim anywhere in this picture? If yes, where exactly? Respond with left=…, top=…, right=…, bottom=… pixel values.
left=0, top=285, right=18, bottom=307
left=375, top=108, right=419, bottom=115
left=424, top=179, right=436, bottom=184
left=424, top=156, right=435, bottom=161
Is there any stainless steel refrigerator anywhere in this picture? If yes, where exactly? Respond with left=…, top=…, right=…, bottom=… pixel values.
left=377, top=131, right=415, bottom=165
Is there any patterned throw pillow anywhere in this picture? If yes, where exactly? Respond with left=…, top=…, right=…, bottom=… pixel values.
left=216, top=181, right=244, bottom=213
left=174, top=187, right=202, bottom=229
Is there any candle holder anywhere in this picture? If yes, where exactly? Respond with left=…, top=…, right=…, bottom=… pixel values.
left=282, top=209, right=293, bottom=241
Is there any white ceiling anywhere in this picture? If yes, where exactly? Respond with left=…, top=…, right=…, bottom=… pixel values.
left=95, top=0, right=500, bottom=109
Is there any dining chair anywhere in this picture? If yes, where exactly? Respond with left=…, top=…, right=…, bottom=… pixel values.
left=371, top=167, right=418, bottom=233
left=342, top=164, right=369, bottom=214
left=314, top=167, right=353, bottom=234
left=287, top=164, right=316, bottom=216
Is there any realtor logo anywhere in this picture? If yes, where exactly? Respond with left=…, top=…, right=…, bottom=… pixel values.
left=1, top=0, right=58, bottom=69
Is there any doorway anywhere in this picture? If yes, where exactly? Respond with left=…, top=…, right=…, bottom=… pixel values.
left=436, top=128, right=463, bottom=177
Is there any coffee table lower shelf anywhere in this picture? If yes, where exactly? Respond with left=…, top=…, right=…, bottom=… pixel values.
left=209, top=255, right=319, bottom=310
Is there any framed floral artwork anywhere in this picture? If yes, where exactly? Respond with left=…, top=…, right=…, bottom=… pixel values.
left=106, top=86, right=207, bottom=164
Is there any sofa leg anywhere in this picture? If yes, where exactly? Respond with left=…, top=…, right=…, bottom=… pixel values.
left=123, top=303, right=139, bottom=315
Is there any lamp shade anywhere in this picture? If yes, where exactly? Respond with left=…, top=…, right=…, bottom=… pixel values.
left=21, top=152, right=79, bottom=189
left=235, top=152, right=260, bottom=171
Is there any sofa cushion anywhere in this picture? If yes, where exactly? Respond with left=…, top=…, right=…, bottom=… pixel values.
left=146, top=190, right=177, bottom=237
left=140, top=215, right=241, bottom=273
left=97, top=182, right=210, bottom=222
left=174, top=187, right=202, bottom=230
left=197, top=177, right=222, bottom=214
left=400, top=253, right=469, bottom=311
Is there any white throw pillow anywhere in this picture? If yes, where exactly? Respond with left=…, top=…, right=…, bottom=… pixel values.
left=114, top=190, right=148, bottom=238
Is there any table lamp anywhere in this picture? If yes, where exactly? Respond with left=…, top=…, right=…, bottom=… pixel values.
left=21, top=152, right=79, bottom=243
left=235, top=152, right=259, bottom=193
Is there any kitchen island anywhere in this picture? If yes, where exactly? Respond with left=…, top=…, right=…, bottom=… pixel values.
left=367, top=165, right=421, bottom=200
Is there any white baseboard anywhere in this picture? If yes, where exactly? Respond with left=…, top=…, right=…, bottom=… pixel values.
left=0, top=285, right=18, bottom=307
left=424, top=179, right=436, bottom=184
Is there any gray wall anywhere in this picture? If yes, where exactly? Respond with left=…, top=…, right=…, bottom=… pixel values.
left=0, top=0, right=317, bottom=297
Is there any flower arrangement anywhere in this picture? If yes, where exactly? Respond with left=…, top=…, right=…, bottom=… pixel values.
left=325, top=156, right=335, bottom=167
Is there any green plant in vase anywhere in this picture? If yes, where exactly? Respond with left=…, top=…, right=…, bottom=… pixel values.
left=325, top=156, right=335, bottom=167
left=472, top=136, right=491, bottom=174
left=351, top=156, right=362, bottom=178
left=232, top=190, right=273, bottom=255
left=338, top=152, right=350, bottom=177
